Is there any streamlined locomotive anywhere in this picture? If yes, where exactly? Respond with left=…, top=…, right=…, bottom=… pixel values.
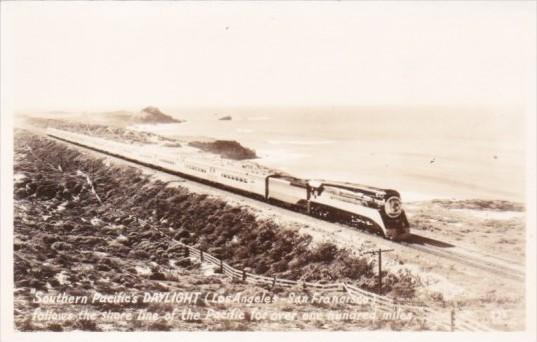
left=47, top=128, right=410, bottom=240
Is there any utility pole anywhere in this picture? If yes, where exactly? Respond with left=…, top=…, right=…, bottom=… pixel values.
left=364, top=248, right=393, bottom=295
left=450, top=308, right=455, bottom=332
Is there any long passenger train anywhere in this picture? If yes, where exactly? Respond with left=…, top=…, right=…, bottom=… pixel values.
left=47, top=128, right=410, bottom=240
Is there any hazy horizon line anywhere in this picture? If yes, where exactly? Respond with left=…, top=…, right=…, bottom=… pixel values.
left=15, top=103, right=525, bottom=114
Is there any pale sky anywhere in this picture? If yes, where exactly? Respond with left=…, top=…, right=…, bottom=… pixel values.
left=1, top=1, right=536, bottom=111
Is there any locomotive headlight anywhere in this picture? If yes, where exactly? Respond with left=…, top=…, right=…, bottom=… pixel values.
left=384, top=196, right=402, bottom=218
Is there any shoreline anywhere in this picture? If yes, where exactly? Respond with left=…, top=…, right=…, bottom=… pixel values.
left=128, top=122, right=525, bottom=203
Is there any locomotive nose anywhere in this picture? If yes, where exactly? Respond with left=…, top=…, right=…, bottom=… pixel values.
left=384, top=196, right=403, bottom=218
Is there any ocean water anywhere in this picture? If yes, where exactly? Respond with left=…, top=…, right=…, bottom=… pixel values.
left=132, top=106, right=525, bottom=202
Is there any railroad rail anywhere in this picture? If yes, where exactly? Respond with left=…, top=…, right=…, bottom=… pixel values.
left=401, top=237, right=525, bottom=281
left=43, top=130, right=525, bottom=283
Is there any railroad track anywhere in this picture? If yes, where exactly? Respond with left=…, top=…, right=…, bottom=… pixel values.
left=40, top=130, right=525, bottom=282
left=401, top=235, right=525, bottom=281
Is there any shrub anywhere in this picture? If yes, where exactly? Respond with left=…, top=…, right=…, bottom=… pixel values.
left=310, top=242, right=338, bottom=263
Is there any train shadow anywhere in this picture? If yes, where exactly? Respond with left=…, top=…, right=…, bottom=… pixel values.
left=405, top=234, right=454, bottom=248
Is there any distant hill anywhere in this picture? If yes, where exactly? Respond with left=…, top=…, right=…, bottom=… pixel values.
left=189, top=140, right=257, bottom=160
left=20, top=106, right=182, bottom=127
left=129, top=106, right=181, bottom=124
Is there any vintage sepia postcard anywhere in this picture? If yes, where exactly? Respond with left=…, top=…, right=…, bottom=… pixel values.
left=1, top=1, right=536, bottom=342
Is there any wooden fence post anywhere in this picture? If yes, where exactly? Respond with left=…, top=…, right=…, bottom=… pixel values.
left=220, top=259, right=224, bottom=273
left=242, top=269, right=246, bottom=281
left=200, top=250, right=204, bottom=263
left=184, top=247, right=189, bottom=257
left=272, top=276, right=276, bottom=289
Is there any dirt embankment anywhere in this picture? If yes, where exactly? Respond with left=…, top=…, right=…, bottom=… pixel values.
left=14, top=131, right=422, bottom=331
